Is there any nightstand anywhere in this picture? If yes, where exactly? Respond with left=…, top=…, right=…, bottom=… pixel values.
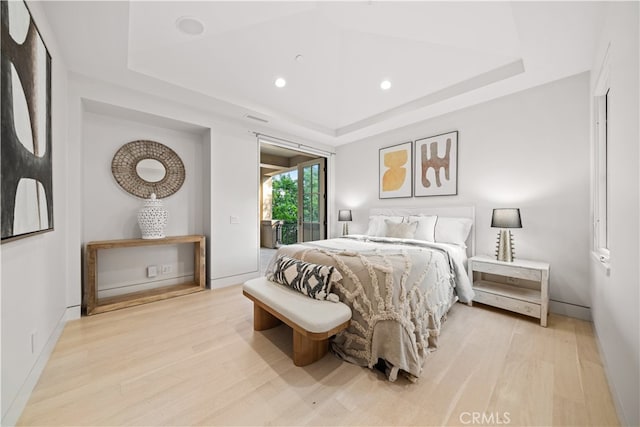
left=468, top=255, right=550, bottom=327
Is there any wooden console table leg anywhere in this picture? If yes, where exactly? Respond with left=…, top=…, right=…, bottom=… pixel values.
left=253, top=303, right=282, bottom=331
left=293, top=331, right=328, bottom=366
left=85, top=247, right=98, bottom=315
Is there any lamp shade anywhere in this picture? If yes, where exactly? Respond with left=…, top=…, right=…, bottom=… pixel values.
left=338, top=209, right=352, bottom=222
left=491, top=208, right=522, bottom=228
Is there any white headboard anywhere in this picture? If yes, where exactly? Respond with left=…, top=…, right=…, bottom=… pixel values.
left=370, top=206, right=476, bottom=257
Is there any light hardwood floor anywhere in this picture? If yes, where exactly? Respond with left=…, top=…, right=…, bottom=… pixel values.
left=18, top=286, right=619, bottom=426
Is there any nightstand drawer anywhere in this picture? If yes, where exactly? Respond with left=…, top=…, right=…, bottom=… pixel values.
left=472, top=261, right=542, bottom=281
left=473, top=289, right=541, bottom=318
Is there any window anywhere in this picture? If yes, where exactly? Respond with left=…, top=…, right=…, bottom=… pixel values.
left=271, top=169, right=299, bottom=245
left=593, top=51, right=610, bottom=263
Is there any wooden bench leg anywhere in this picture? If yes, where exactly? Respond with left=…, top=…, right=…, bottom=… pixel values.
left=293, top=330, right=328, bottom=366
left=253, top=303, right=282, bottom=331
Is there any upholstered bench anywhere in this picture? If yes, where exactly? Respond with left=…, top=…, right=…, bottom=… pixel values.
left=242, top=277, right=352, bottom=366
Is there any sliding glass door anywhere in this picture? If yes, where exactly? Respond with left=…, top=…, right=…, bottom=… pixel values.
left=297, top=158, right=326, bottom=242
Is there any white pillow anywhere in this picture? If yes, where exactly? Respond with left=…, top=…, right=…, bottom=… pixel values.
left=366, top=215, right=403, bottom=237
left=385, top=220, right=418, bottom=239
left=408, top=215, right=437, bottom=242
left=435, top=217, right=473, bottom=247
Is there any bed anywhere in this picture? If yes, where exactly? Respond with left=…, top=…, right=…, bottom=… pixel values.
left=265, top=206, right=475, bottom=381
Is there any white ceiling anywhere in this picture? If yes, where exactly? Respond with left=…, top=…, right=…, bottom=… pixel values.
left=42, top=1, right=604, bottom=146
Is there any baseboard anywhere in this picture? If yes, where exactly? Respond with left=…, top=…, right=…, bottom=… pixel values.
left=210, top=271, right=260, bottom=289
left=592, top=323, right=628, bottom=426
left=65, top=305, right=81, bottom=321
left=1, top=306, right=74, bottom=427
left=97, top=274, right=195, bottom=299
left=549, top=299, right=591, bottom=321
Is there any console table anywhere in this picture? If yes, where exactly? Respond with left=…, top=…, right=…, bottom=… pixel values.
left=84, top=235, right=206, bottom=315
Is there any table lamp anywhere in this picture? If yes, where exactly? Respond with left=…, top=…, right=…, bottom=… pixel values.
left=491, top=208, right=522, bottom=262
left=338, top=210, right=352, bottom=236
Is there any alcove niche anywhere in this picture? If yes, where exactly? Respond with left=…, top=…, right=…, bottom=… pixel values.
left=81, top=99, right=211, bottom=300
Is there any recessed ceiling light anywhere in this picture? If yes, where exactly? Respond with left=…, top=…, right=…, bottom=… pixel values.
left=380, top=80, right=392, bottom=90
left=176, top=16, right=205, bottom=36
left=275, top=77, right=286, bottom=88
left=295, top=54, right=304, bottom=63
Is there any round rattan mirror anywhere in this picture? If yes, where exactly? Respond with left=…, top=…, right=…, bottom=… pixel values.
left=111, top=140, right=185, bottom=199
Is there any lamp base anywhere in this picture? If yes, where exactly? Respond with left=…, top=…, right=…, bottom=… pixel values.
left=496, top=229, right=515, bottom=262
left=342, top=223, right=349, bottom=236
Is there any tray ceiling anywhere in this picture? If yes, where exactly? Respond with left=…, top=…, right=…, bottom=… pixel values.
left=42, top=1, right=604, bottom=145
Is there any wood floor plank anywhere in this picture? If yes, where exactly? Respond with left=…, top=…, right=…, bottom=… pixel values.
left=581, top=359, right=620, bottom=426
left=17, top=286, right=619, bottom=426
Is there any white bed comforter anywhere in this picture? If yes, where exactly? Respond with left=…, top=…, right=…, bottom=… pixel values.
left=267, top=235, right=474, bottom=381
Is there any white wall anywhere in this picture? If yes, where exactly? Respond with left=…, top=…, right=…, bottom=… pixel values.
left=82, top=111, right=205, bottom=296
left=589, top=3, right=639, bottom=426
left=209, top=128, right=259, bottom=286
left=82, top=112, right=205, bottom=242
left=1, top=2, right=70, bottom=424
left=335, top=72, right=591, bottom=318
left=66, top=74, right=292, bottom=293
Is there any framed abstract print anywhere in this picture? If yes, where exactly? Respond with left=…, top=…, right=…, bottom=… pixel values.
left=414, top=131, right=457, bottom=197
left=379, top=141, right=412, bottom=199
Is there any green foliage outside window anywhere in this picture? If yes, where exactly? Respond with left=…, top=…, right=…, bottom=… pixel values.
left=301, top=164, right=319, bottom=222
left=272, top=164, right=322, bottom=244
left=272, top=173, right=297, bottom=222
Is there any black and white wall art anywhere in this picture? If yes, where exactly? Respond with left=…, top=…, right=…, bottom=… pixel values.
left=1, top=0, right=53, bottom=241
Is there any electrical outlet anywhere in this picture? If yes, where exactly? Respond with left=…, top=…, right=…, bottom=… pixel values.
left=161, top=264, right=172, bottom=275
left=506, top=277, right=519, bottom=284
left=147, top=265, right=158, bottom=278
